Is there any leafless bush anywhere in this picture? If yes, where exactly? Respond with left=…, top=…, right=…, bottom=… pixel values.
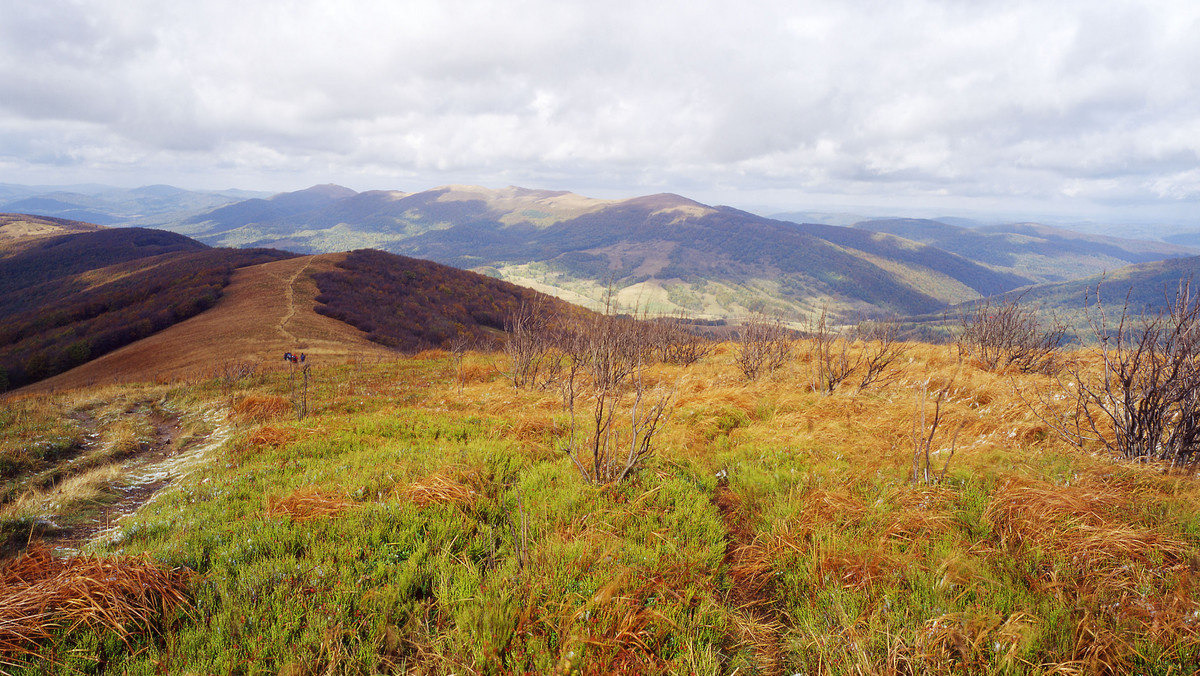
left=503, top=298, right=561, bottom=390
left=448, top=334, right=472, bottom=394
left=214, top=359, right=259, bottom=387
left=808, top=307, right=858, bottom=395
left=854, top=316, right=906, bottom=391
left=735, top=313, right=792, bottom=380
left=911, top=379, right=960, bottom=485
left=558, top=301, right=674, bottom=484
left=648, top=313, right=714, bottom=367
left=957, top=295, right=1066, bottom=374
left=1032, top=280, right=1200, bottom=469
left=562, top=367, right=673, bottom=485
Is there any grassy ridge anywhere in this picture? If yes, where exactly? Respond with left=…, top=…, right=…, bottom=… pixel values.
left=0, top=230, right=294, bottom=390
left=1, top=343, right=1198, bottom=673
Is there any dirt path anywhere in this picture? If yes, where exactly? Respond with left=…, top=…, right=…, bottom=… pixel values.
left=275, top=257, right=313, bottom=344
left=43, top=409, right=223, bottom=555
left=713, top=481, right=787, bottom=674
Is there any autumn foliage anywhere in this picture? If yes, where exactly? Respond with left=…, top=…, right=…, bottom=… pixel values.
left=312, top=248, right=563, bottom=352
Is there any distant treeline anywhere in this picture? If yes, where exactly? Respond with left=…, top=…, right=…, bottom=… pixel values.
left=0, top=229, right=293, bottom=390
left=313, top=249, right=557, bottom=352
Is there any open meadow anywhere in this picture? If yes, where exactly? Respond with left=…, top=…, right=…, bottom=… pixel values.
left=2, top=333, right=1199, bottom=675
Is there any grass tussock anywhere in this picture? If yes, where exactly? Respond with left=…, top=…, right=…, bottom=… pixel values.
left=264, top=488, right=353, bottom=521
left=400, top=471, right=479, bottom=508
left=0, top=544, right=193, bottom=665
left=246, top=425, right=293, bottom=447
left=228, top=394, right=292, bottom=422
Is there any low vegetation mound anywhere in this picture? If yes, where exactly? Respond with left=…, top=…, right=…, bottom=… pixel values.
left=0, top=229, right=294, bottom=390
left=312, top=248, right=567, bottom=351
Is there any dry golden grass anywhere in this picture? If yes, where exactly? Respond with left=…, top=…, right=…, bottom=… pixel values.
left=0, top=543, right=192, bottom=664
left=816, top=550, right=899, bottom=592
left=399, top=472, right=479, bottom=508
left=914, top=611, right=1039, bottom=674
left=459, top=362, right=498, bottom=385
left=228, top=394, right=293, bottom=423
left=246, top=425, right=294, bottom=447
left=264, top=488, right=353, bottom=521
left=1, top=465, right=123, bottom=523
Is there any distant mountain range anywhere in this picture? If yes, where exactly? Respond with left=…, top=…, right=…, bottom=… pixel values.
left=4, top=182, right=1198, bottom=323
left=850, top=218, right=1193, bottom=284
left=166, top=184, right=1196, bottom=320
left=0, top=183, right=267, bottom=227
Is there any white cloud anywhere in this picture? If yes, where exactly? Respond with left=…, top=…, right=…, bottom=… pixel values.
left=0, top=0, right=1198, bottom=222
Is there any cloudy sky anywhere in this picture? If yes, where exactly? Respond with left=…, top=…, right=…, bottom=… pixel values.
left=1, top=0, right=1198, bottom=224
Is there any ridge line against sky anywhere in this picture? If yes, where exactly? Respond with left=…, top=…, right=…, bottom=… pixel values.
left=1, top=0, right=1198, bottom=226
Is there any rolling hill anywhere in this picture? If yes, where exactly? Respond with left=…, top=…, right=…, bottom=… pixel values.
left=0, top=184, right=268, bottom=229
left=849, top=218, right=1196, bottom=284
left=177, top=185, right=1047, bottom=320
left=0, top=213, right=106, bottom=254
left=0, top=223, right=296, bottom=390
left=4, top=217, right=582, bottom=392
left=901, top=254, right=1200, bottom=344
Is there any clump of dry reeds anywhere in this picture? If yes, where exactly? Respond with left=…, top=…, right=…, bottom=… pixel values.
left=228, top=394, right=292, bottom=423
left=0, top=544, right=193, bottom=665
left=265, top=488, right=353, bottom=521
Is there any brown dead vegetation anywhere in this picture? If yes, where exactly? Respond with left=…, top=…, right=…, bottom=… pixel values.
left=265, top=488, right=353, bottom=521
left=0, top=543, right=193, bottom=666
left=399, top=472, right=479, bottom=508
left=229, top=394, right=293, bottom=423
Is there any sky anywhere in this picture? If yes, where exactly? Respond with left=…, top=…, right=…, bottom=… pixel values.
left=1, top=0, right=1198, bottom=226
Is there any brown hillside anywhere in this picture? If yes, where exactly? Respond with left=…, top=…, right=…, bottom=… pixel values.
left=0, top=213, right=105, bottom=255
left=24, top=254, right=396, bottom=392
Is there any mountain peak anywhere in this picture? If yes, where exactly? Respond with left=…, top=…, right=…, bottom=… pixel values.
left=290, top=184, right=358, bottom=200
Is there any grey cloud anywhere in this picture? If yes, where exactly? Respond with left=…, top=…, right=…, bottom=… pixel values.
left=0, top=0, right=1198, bottom=222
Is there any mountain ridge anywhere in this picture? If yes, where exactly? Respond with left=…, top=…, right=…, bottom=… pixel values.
left=177, top=184, right=1069, bottom=320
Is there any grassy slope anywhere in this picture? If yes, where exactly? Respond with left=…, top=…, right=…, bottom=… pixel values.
left=20, top=254, right=397, bottom=393
left=2, top=341, right=1198, bottom=674
left=0, top=228, right=296, bottom=390
left=0, top=213, right=105, bottom=254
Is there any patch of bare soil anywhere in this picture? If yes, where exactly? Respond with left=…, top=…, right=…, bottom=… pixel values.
left=714, top=480, right=787, bottom=675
